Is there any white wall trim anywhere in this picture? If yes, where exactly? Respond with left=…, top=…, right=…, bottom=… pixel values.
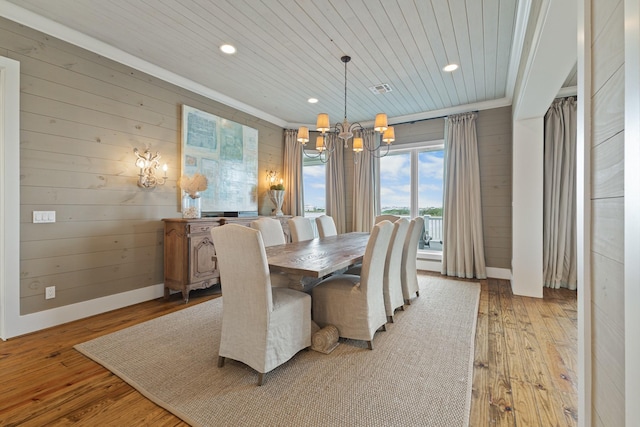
left=485, top=267, right=512, bottom=280
left=288, top=97, right=513, bottom=130
left=505, top=0, right=533, bottom=100
left=0, top=0, right=288, bottom=129
left=4, top=284, right=165, bottom=340
left=624, top=0, right=640, bottom=424
left=577, top=1, right=592, bottom=425
left=0, top=56, right=20, bottom=341
left=511, top=117, right=544, bottom=298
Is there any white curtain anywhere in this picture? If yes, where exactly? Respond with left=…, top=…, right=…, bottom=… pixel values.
left=283, top=129, right=304, bottom=216
left=325, top=133, right=346, bottom=234
left=543, top=97, right=577, bottom=290
left=441, top=112, right=487, bottom=279
left=352, top=129, right=378, bottom=232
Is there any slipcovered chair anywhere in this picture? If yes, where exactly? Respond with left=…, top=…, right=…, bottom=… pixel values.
left=311, top=220, right=394, bottom=350
left=345, top=218, right=409, bottom=323
left=210, top=224, right=311, bottom=386
left=288, top=216, right=315, bottom=242
left=316, top=215, right=337, bottom=238
left=374, top=214, right=400, bottom=224
left=250, top=217, right=286, bottom=247
left=383, top=218, right=410, bottom=322
left=250, top=217, right=288, bottom=287
left=401, top=216, right=425, bottom=305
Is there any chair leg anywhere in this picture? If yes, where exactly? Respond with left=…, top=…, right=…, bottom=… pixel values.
left=399, top=305, right=405, bottom=311
left=380, top=324, right=387, bottom=332
left=405, top=298, right=411, bottom=305
left=217, top=356, right=225, bottom=367
left=367, top=340, right=374, bottom=350
left=387, top=315, right=394, bottom=323
left=257, top=373, right=265, bottom=386
left=416, top=290, right=420, bottom=297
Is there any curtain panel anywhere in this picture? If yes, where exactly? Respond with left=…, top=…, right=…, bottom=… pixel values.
left=326, top=134, right=347, bottom=234
left=283, top=129, right=304, bottom=216
left=352, top=129, right=378, bottom=232
left=543, top=97, right=577, bottom=290
left=441, top=112, right=487, bottom=279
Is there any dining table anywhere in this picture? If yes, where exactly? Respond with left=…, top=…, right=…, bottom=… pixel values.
left=264, top=232, right=370, bottom=291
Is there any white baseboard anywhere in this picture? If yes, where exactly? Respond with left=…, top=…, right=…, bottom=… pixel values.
left=3, top=283, right=164, bottom=340
left=486, top=267, right=512, bottom=280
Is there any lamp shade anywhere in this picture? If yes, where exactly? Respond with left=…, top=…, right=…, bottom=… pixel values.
left=353, top=137, right=363, bottom=152
left=374, top=113, right=388, bottom=132
left=297, top=126, right=309, bottom=143
left=316, top=113, right=330, bottom=133
left=316, top=136, right=326, bottom=152
left=382, top=126, right=395, bottom=144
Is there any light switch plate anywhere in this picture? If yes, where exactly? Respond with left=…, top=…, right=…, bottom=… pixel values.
left=33, top=211, right=56, bottom=223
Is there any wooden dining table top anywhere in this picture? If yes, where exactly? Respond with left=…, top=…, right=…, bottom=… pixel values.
left=264, top=232, right=370, bottom=278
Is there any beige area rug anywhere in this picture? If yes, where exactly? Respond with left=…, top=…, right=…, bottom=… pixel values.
left=75, top=275, right=480, bottom=427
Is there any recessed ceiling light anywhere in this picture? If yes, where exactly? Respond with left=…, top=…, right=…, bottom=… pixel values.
left=220, top=44, right=236, bottom=54
left=443, top=63, right=459, bottom=72
left=308, top=98, right=318, bottom=103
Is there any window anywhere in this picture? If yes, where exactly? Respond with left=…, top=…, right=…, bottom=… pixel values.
left=302, top=153, right=325, bottom=221
left=379, top=141, right=444, bottom=253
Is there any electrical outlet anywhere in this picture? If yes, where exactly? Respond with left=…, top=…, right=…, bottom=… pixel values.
left=45, top=286, right=56, bottom=299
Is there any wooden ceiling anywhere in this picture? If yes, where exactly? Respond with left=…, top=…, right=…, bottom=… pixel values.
left=4, top=0, right=535, bottom=127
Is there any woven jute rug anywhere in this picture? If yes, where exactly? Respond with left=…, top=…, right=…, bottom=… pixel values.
left=75, top=275, right=480, bottom=427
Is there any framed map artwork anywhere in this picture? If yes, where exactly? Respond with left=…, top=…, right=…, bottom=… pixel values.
left=181, top=105, right=258, bottom=214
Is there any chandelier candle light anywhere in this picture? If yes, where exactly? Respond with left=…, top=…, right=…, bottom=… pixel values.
left=297, top=55, right=395, bottom=163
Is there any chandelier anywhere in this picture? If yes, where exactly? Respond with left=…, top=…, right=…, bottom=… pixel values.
left=297, top=55, right=395, bottom=163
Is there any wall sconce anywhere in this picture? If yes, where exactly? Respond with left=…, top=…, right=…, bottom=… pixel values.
left=134, top=148, right=167, bottom=189
left=266, top=169, right=279, bottom=186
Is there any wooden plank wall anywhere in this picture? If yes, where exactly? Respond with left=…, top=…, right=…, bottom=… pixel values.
left=476, top=106, right=513, bottom=270
left=344, top=107, right=512, bottom=271
left=589, top=0, right=626, bottom=425
left=0, top=17, right=284, bottom=315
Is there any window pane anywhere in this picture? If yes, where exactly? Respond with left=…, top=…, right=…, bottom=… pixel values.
left=418, top=149, right=444, bottom=251
left=302, top=163, right=325, bottom=219
left=379, top=152, right=411, bottom=217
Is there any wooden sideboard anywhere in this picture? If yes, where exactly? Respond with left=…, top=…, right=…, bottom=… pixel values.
left=162, top=216, right=291, bottom=302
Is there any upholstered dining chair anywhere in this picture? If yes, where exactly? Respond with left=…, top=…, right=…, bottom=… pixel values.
left=311, top=220, right=394, bottom=350
left=288, top=216, right=315, bottom=242
left=401, top=216, right=425, bottom=305
left=250, top=217, right=286, bottom=247
left=250, top=217, right=289, bottom=287
left=383, top=218, right=410, bottom=322
left=210, top=224, right=311, bottom=386
left=315, top=215, right=337, bottom=238
left=374, top=214, right=401, bottom=224
left=345, top=218, right=409, bottom=323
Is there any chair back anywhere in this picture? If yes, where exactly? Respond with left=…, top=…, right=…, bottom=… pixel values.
left=288, top=216, right=315, bottom=242
left=250, top=217, right=285, bottom=247
left=360, top=220, right=394, bottom=297
left=375, top=214, right=400, bottom=224
left=315, top=215, right=337, bottom=238
left=402, top=216, right=425, bottom=298
left=211, top=224, right=273, bottom=314
left=386, top=218, right=410, bottom=286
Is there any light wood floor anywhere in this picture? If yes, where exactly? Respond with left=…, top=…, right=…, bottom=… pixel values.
left=0, top=277, right=577, bottom=426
